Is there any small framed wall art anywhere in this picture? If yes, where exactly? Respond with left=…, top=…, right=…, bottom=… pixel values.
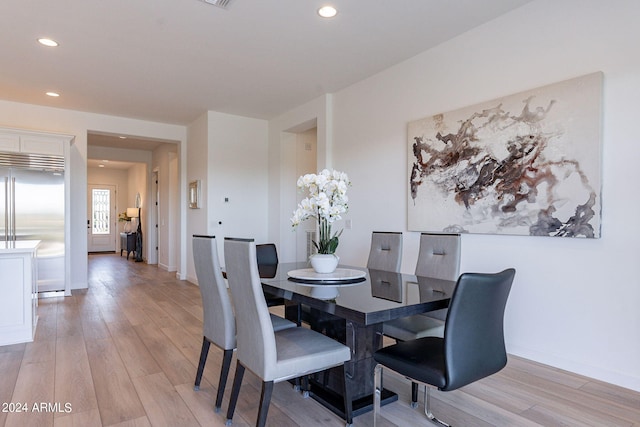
left=188, top=180, right=201, bottom=209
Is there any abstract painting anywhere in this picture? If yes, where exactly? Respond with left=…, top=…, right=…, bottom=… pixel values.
left=408, top=72, right=603, bottom=238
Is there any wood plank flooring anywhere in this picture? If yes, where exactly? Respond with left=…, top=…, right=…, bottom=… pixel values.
left=1, top=253, right=638, bottom=426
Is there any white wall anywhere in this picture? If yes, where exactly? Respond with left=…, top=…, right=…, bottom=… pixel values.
left=128, top=163, right=147, bottom=258
left=186, top=113, right=210, bottom=283
left=0, top=100, right=186, bottom=289
left=186, top=111, right=269, bottom=283
left=207, top=112, right=269, bottom=267
left=294, top=128, right=318, bottom=261
left=270, top=0, right=640, bottom=391
left=169, top=153, right=179, bottom=270
left=268, top=95, right=331, bottom=262
left=153, top=143, right=179, bottom=271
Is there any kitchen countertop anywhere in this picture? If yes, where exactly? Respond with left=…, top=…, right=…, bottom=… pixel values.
left=0, top=240, right=41, bottom=253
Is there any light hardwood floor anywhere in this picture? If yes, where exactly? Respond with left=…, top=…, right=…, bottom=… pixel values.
left=1, top=253, right=638, bottom=426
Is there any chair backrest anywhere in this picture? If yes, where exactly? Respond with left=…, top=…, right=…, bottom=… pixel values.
left=224, top=238, right=278, bottom=378
left=192, top=235, right=235, bottom=350
left=442, top=268, right=515, bottom=391
left=256, top=243, right=279, bottom=277
left=369, top=269, right=403, bottom=303
left=367, top=231, right=403, bottom=272
left=256, top=243, right=279, bottom=265
left=415, top=233, right=460, bottom=280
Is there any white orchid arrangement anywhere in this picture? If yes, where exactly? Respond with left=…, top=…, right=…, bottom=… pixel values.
left=291, top=169, right=350, bottom=255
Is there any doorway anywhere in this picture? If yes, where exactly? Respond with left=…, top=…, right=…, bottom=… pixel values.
left=87, top=184, right=117, bottom=252
left=152, top=169, right=159, bottom=265
left=294, top=128, right=317, bottom=261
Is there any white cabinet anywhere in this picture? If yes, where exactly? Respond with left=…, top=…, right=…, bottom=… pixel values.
left=21, top=134, right=66, bottom=156
left=0, top=133, right=20, bottom=152
left=0, top=128, right=72, bottom=156
left=0, top=241, right=39, bottom=346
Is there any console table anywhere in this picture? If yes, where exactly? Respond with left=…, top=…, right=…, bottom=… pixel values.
left=120, top=232, right=137, bottom=260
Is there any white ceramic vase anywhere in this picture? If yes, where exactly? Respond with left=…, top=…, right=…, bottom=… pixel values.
left=310, top=254, right=339, bottom=274
left=310, top=286, right=339, bottom=300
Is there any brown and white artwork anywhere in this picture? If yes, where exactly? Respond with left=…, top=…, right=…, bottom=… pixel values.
left=408, top=72, right=603, bottom=238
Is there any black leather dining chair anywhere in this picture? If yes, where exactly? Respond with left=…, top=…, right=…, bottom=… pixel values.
left=256, top=243, right=279, bottom=265
left=373, top=268, right=515, bottom=426
left=256, top=243, right=286, bottom=307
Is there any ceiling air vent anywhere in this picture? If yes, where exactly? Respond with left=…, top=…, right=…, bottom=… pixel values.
left=200, top=0, right=232, bottom=9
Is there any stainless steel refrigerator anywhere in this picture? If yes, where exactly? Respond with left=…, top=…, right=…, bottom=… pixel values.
left=1, top=152, right=65, bottom=292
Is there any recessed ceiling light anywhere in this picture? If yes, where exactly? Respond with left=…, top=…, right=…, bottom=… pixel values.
left=98, top=164, right=105, bottom=168
left=318, top=6, right=337, bottom=18
left=38, top=38, right=59, bottom=47
left=119, top=136, right=127, bottom=139
left=46, top=92, right=60, bottom=97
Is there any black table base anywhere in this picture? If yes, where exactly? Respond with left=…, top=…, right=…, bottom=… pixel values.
left=285, top=304, right=398, bottom=420
left=308, top=376, right=397, bottom=419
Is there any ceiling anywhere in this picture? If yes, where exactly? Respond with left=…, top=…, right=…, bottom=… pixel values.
left=0, top=0, right=532, bottom=126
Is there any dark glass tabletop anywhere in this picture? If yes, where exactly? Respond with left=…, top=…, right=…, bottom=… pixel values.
left=259, top=262, right=455, bottom=326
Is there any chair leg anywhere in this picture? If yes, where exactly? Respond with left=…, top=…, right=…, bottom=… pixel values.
left=424, top=386, right=450, bottom=427
left=257, top=381, right=274, bottom=427
left=284, top=301, right=302, bottom=326
left=291, top=302, right=302, bottom=326
left=411, top=381, right=419, bottom=408
left=342, top=364, right=353, bottom=427
left=373, top=364, right=382, bottom=427
left=225, top=363, right=245, bottom=426
left=300, top=375, right=310, bottom=398
left=215, top=349, right=233, bottom=412
left=194, top=337, right=210, bottom=391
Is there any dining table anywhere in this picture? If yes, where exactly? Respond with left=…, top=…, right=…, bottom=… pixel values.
left=256, top=261, right=456, bottom=421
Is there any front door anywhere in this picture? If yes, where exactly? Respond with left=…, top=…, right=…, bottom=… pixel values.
left=87, top=184, right=116, bottom=252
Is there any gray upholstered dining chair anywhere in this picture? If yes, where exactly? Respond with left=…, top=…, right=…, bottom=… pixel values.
left=369, top=269, right=404, bottom=303
left=223, top=237, right=353, bottom=427
left=306, top=231, right=403, bottom=341
left=383, top=232, right=461, bottom=341
left=191, top=235, right=295, bottom=412
left=382, top=232, right=460, bottom=406
left=366, top=231, right=403, bottom=272
left=414, top=233, right=461, bottom=279
left=374, top=269, right=515, bottom=427
left=383, top=233, right=461, bottom=341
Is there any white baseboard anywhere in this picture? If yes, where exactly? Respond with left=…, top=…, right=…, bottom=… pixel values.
left=158, top=262, right=177, bottom=272
left=71, top=282, right=88, bottom=290
left=509, top=345, right=640, bottom=392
